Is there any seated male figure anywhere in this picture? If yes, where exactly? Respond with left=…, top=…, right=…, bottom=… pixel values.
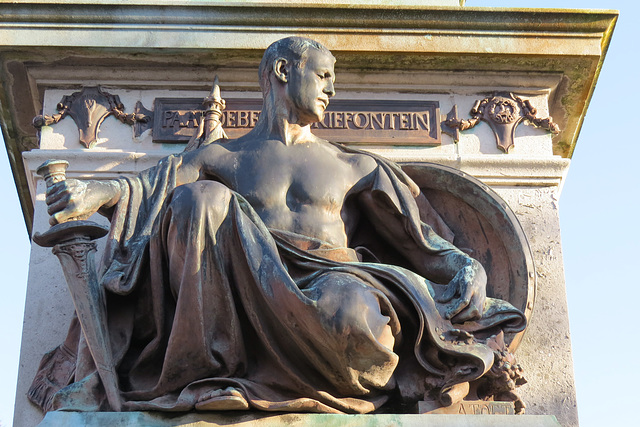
left=36, top=37, right=526, bottom=414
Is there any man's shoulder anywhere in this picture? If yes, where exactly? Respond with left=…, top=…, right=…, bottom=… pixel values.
left=182, top=138, right=242, bottom=171
left=324, top=140, right=420, bottom=194
left=197, top=138, right=243, bottom=156
left=321, top=140, right=379, bottom=174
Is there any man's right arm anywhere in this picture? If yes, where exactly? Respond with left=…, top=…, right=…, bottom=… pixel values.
left=44, top=143, right=222, bottom=225
left=46, top=178, right=122, bottom=225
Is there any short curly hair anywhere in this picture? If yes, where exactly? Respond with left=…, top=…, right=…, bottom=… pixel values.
left=258, top=37, right=333, bottom=94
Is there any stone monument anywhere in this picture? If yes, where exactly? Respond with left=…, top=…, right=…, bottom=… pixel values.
left=0, top=1, right=616, bottom=426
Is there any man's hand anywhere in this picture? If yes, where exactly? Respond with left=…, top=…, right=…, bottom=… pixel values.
left=45, top=179, right=121, bottom=225
left=435, top=260, right=487, bottom=323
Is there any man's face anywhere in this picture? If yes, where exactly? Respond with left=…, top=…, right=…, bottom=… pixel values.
left=286, top=49, right=336, bottom=125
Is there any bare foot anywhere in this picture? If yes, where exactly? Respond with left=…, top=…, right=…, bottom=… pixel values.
left=195, top=386, right=249, bottom=411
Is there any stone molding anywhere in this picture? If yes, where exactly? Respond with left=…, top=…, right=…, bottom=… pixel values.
left=0, top=4, right=613, bottom=41
left=22, top=149, right=570, bottom=206
left=17, top=0, right=465, bottom=7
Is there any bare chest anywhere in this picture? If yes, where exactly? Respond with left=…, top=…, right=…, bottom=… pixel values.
left=216, top=144, right=361, bottom=214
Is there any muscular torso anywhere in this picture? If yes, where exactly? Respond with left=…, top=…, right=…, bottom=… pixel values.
left=185, top=137, right=378, bottom=247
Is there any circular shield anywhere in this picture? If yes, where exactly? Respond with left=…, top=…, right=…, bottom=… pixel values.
left=402, top=162, right=535, bottom=352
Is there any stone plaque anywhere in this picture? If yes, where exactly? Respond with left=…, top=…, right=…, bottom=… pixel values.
left=153, top=98, right=440, bottom=145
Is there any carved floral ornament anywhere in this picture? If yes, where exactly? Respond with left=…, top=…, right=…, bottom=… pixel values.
left=32, top=86, right=148, bottom=149
left=442, top=93, right=560, bottom=153
left=32, top=86, right=558, bottom=153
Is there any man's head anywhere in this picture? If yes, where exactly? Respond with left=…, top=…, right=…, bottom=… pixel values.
left=258, top=37, right=334, bottom=94
left=259, top=37, right=336, bottom=125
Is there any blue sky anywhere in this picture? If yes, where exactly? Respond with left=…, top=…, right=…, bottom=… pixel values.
left=1, top=1, right=637, bottom=426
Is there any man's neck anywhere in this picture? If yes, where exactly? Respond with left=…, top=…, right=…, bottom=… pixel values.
left=268, top=118, right=314, bottom=146
left=251, top=90, right=316, bottom=146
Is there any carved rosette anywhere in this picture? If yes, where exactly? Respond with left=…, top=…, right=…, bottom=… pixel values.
left=442, top=93, right=560, bottom=153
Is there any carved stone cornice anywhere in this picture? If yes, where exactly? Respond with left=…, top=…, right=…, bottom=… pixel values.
left=0, top=3, right=615, bottom=37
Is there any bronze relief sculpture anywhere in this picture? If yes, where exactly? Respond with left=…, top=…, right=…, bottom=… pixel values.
left=30, top=37, right=528, bottom=415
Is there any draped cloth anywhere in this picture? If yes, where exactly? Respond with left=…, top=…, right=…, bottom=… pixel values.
left=30, top=147, right=526, bottom=414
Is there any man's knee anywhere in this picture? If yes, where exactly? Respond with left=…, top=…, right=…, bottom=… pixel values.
left=307, top=273, right=392, bottom=341
left=309, top=272, right=369, bottom=308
